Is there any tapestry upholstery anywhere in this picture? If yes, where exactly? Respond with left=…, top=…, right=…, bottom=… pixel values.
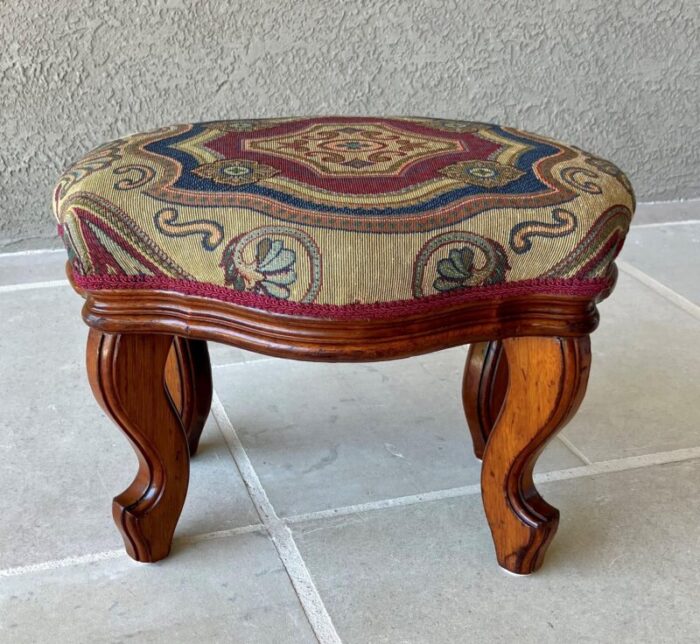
left=54, top=117, right=635, bottom=318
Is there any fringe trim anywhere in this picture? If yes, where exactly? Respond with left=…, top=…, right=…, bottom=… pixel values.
left=72, top=273, right=609, bottom=320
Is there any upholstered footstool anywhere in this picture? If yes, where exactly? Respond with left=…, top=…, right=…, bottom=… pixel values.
left=54, top=117, right=634, bottom=574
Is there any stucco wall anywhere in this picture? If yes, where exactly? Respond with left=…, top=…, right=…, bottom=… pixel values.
left=1, top=0, right=698, bottom=249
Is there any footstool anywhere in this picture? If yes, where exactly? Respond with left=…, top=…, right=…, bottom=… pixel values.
left=53, top=117, right=634, bottom=574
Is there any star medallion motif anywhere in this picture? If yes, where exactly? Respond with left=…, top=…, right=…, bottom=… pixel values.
left=439, top=160, right=525, bottom=188
left=192, top=159, right=279, bottom=186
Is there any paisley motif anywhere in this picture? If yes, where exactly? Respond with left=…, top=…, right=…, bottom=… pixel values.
left=153, top=208, right=224, bottom=250
left=220, top=226, right=321, bottom=302
left=509, top=209, right=578, bottom=254
left=60, top=193, right=192, bottom=279
left=560, top=167, right=603, bottom=194
left=584, top=155, right=636, bottom=207
left=413, top=232, right=510, bottom=297
left=54, top=117, right=635, bottom=313
left=542, top=205, right=631, bottom=279
left=54, top=139, right=125, bottom=202
left=113, top=164, right=156, bottom=190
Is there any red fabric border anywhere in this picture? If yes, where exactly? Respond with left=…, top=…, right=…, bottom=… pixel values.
left=205, top=118, right=502, bottom=195
left=72, top=273, right=609, bottom=320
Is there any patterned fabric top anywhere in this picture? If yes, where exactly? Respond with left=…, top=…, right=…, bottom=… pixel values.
left=54, top=116, right=635, bottom=318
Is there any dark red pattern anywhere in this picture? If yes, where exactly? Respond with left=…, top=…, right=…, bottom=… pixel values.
left=72, top=273, right=611, bottom=320
left=204, top=117, right=503, bottom=195
left=75, top=209, right=167, bottom=278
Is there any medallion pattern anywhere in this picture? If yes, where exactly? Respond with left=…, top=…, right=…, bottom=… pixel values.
left=54, top=116, right=635, bottom=316
left=133, top=116, right=578, bottom=233
left=438, top=160, right=525, bottom=188
left=192, top=159, right=279, bottom=186
left=244, top=122, right=462, bottom=176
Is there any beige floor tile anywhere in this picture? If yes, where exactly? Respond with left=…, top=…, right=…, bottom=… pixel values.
left=622, top=222, right=700, bottom=304
left=631, top=200, right=699, bottom=226
left=563, top=272, right=700, bottom=461
left=0, top=532, right=316, bottom=644
left=215, top=349, right=583, bottom=517
left=4, top=210, right=698, bottom=642
left=292, top=459, right=700, bottom=643
left=0, top=288, right=258, bottom=568
left=0, top=250, right=68, bottom=286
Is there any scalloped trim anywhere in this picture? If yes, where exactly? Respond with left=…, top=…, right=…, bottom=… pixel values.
left=72, top=273, right=611, bottom=320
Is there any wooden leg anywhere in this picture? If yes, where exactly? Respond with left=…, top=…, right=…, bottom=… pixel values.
left=463, top=341, right=508, bottom=460
left=481, top=335, right=591, bottom=574
left=164, top=338, right=213, bottom=456
left=87, top=329, right=190, bottom=562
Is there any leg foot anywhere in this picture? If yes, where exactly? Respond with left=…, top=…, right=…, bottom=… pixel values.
left=164, top=338, right=212, bottom=456
left=463, top=341, right=508, bottom=460
left=481, top=335, right=591, bottom=574
left=87, top=329, right=190, bottom=562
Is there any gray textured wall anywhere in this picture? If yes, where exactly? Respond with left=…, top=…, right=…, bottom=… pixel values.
left=2, top=0, right=699, bottom=249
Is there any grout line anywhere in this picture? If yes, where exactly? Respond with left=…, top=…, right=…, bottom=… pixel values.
left=535, top=446, right=700, bottom=484
left=557, top=434, right=592, bottom=465
left=631, top=219, right=699, bottom=229
left=0, top=549, right=124, bottom=578
left=284, top=446, right=700, bottom=526
left=3, top=445, right=699, bottom=581
left=210, top=392, right=342, bottom=644
left=0, top=523, right=263, bottom=579
left=0, top=279, right=69, bottom=294
left=285, top=484, right=483, bottom=525
left=0, top=248, right=64, bottom=258
left=618, top=261, right=700, bottom=320
left=177, top=523, right=265, bottom=545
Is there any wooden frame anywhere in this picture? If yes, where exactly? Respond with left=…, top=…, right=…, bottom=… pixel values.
left=77, top=264, right=608, bottom=574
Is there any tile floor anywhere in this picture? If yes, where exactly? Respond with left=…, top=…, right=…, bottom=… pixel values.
left=1, top=203, right=699, bottom=643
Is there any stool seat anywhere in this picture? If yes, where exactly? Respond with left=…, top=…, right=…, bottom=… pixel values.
left=54, top=116, right=634, bottom=318
left=53, top=116, right=636, bottom=574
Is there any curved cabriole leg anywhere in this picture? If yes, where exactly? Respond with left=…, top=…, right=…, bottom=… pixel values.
left=164, top=338, right=213, bottom=456
left=481, top=335, right=591, bottom=574
left=463, top=341, right=508, bottom=460
left=86, top=329, right=190, bottom=562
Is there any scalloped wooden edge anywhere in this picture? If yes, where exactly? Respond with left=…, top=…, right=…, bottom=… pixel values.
left=70, top=263, right=614, bottom=361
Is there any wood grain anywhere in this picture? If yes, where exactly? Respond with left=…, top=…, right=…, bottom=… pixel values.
left=462, top=340, right=508, bottom=460
left=480, top=335, right=591, bottom=574
left=87, top=329, right=190, bottom=562
left=165, top=337, right=212, bottom=456
left=73, top=263, right=609, bottom=572
left=81, top=286, right=601, bottom=362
